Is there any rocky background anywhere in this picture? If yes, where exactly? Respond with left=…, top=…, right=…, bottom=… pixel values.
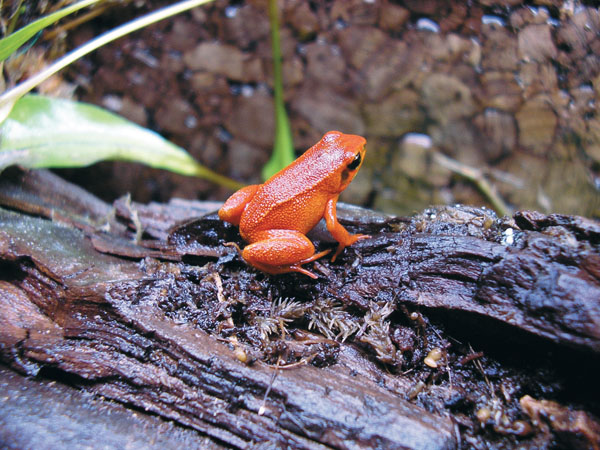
left=58, top=0, right=600, bottom=217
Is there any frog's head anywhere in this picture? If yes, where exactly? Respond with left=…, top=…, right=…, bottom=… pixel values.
left=322, top=131, right=367, bottom=191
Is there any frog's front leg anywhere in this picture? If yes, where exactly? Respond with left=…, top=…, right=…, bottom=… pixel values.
left=242, top=230, right=330, bottom=278
left=325, top=196, right=370, bottom=261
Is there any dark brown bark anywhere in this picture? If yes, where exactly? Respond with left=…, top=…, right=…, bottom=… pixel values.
left=0, top=168, right=599, bottom=449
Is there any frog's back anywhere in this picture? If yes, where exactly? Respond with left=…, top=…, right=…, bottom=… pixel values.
left=240, top=151, right=337, bottom=237
left=239, top=131, right=365, bottom=240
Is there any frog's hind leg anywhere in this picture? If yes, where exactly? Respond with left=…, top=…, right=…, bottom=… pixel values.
left=218, top=185, right=259, bottom=226
left=242, top=230, right=330, bottom=278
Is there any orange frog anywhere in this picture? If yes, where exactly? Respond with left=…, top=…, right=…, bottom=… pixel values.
left=218, top=130, right=370, bottom=278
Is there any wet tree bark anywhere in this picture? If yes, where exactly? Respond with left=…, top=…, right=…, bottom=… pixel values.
left=0, top=169, right=599, bottom=449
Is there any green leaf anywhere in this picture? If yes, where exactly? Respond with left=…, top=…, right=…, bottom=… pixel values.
left=0, top=94, right=243, bottom=190
left=0, top=0, right=101, bottom=62
left=0, top=0, right=217, bottom=125
left=261, top=0, right=295, bottom=181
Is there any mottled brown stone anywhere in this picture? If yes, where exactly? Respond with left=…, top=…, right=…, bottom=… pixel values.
left=226, top=139, right=268, bottom=181
left=541, top=155, right=600, bottom=215
left=556, top=7, right=600, bottom=60
left=304, top=41, right=347, bottom=87
left=421, top=73, right=476, bottom=124
left=221, top=4, right=270, bottom=49
left=225, top=90, right=275, bottom=148
left=481, top=26, right=519, bottom=71
left=518, top=62, right=558, bottom=98
left=587, top=117, right=600, bottom=163
left=480, top=71, right=523, bottom=112
left=167, top=20, right=202, bottom=52
left=402, top=0, right=439, bottom=15
left=359, top=38, right=409, bottom=101
left=189, top=71, right=218, bottom=91
left=378, top=2, right=409, bottom=31
left=291, top=84, right=365, bottom=135
left=474, top=109, right=517, bottom=160
left=336, top=26, right=387, bottom=70
left=281, top=56, right=304, bottom=89
left=428, top=33, right=476, bottom=64
left=363, top=90, right=423, bottom=137
left=286, top=1, right=319, bottom=39
left=103, top=95, right=147, bottom=127
left=439, top=2, right=469, bottom=33
left=518, top=24, right=557, bottom=62
left=515, top=95, right=557, bottom=153
left=331, top=0, right=379, bottom=26
left=183, top=42, right=262, bottom=83
left=509, top=6, right=535, bottom=29
left=154, top=97, right=198, bottom=135
left=429, top=119, right=483, bottom=165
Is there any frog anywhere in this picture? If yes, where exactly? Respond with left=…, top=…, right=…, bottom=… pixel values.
left=218, top=130, right=369, bottom=278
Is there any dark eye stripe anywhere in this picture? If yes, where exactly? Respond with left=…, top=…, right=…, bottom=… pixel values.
left=347, top=152, right=362, bottom=170
left=341, top=168, right=349, bottom=183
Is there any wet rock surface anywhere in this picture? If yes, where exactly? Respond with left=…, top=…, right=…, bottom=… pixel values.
left=59, top=0, right=599, bottom=217
left=1, top=169, right=599, bottom=449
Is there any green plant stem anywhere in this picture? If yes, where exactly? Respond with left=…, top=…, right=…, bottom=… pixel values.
left=0, top=0, right=215, bottom=122
left=261, top=0, right=294, bottom=181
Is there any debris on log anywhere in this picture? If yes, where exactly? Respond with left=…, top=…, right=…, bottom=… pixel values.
left=1, top=168, right=599, bottom=449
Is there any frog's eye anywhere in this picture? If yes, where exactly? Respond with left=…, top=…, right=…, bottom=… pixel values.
left=347, top=152, right=362, bottom=170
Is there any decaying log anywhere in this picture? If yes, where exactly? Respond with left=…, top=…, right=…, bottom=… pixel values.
left=1, top=168, right=599, bottom=449
left=0, top=208, right=453, bottom=449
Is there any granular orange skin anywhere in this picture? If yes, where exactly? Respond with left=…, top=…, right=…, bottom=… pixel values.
left=219, top=131, right=369, bottom=278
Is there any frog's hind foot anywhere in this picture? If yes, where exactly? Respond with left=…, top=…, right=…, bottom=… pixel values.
left=247, top=249, right=331, bottom=279
left=223, top=241, right=243, bottom=256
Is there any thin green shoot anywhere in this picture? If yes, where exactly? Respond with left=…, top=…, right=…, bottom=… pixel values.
left=261, top=0, right=295, bottom=181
